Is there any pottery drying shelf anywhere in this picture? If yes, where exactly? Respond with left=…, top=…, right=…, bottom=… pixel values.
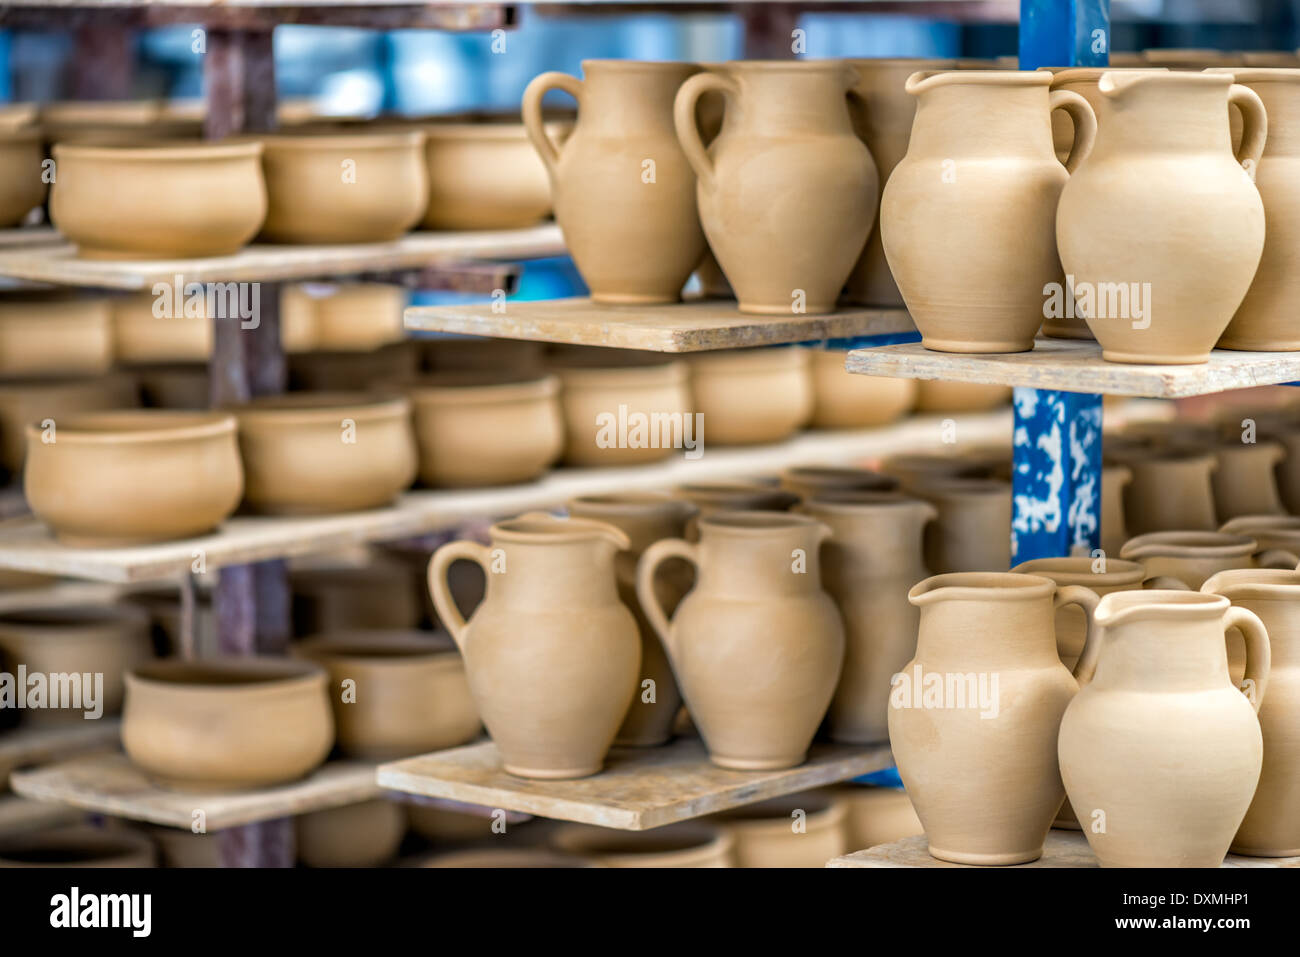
left=377, top=737, right=894, bottom=830
left=8, top=752, right=382, bottom=830
left=828, top=830, right=1300, bottom=869
left=403, top=297, right=916, bottom=352
left=0, top=720, right=121, bottom=786
left=846, top=336, right=1300, bottom=399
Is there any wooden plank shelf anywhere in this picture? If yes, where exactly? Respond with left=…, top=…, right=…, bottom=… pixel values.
left=378, top=737, right=895, bottom=831
left=404, top=296, right=915, bottom=352
left=9, top=753, right=381, bottom=831
left=846, top=337, right=1300, bottom=399
left=0, top=720, right=121, bottom=785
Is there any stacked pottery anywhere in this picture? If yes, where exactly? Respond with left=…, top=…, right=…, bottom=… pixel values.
left=1106, top=445, right=1218, bottom=534
left=1100, top=464, right=1133, bottom=556
left=296, top=800, right=407, bottom=868
left=673, top=480, right=799, bottom=522
left=880, top=452, right=989, bottom=489
left=828, top=784, right=924, bottom=849
left=911, top=478, right=1012, bottom=572
left=551, top=823, right=733, bottom=868
left=715, top=792, right=849, bottom=867
left=806, top=348, right=916, bottom=429
left=1207, top=439, right=1287, bottom=519
left=686, top=347, right=812, bottom=445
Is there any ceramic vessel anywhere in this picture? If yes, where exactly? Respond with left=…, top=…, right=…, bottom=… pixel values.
left=309, top=283, right=406, bottom=351
left=0, top=826, right=155, bottom=868
left=1101, top=464, right=1133, bottom=556
left=687, top=347, right=812, bottom=445
left=0, top=373, right=138, bottom=474
left=880, top=452, right=989, bottom=488
left=1210, top=440, right=1287, bottom=518
left=892, top=573, right=1099, bottom=864
left=1057, top=71, right=1266, bottom=363
left=552, top=822, right=733, bottom=867
left=911, top=478, right=1012, bottom=572
left=1107, top=446, right=1218, bottom=534
left=405, top=371, right=563, bottom=487
left=637, top=512, right=844, bottom=770
left=675, top=61, right=876, bottom=315
left=568, top=493, right=695, bottom=747
left=295, top=799, right=407, bottom=868
left=50, top=142, right=266, bottom=258
left=716, top=792, right=849, bottom=867
left=524, top=61, right=704, bottom=303
left=0, top=297, right=114, bottom=377
left=232, top=392, right=416, bottom=514
left=405, top=801, right=499, bottom=843
left=673, top=481, right=800, bottom=523
left=111, top=292, right=211, bottom=363
left=882, top=71, right=1096, bottom=352
left=808, top=348, right=916, bottom=428
left=1060, top=590, right=1267, bottom=866
left=828, top=785, right=924, bottom=849
left=122, top=657, right=333, bottom=790
left=799, top=492, right=935, bottom=743
left=780, top=465, right=898, bottom=501
left=24, top=410, right=243, bottom=547
left=428, top=514, right=640, bottom=778
left=288, top=342, right=421, bottom=392
left=0, top=127, right=45, bottom=227
left=914, top=380, right=1011, bottom=412
left=1220, top=514, right=1300, bottom=557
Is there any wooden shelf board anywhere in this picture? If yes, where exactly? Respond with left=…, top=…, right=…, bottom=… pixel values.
left=378, top=737, right=894, bottom=831
left=846, top=337, right=1300, bottom=399
left=404, top=296, right=915, bottom=352
left=0, top=720, right=121, bottom=785
left=0, top=225, right=563, bottom=290
left=9, top=753, right=381, bottom=831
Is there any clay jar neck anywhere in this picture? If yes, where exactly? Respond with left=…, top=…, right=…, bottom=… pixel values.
left=486, top=520, right=626, bottom=608
left=1090, top=72, right=1235, bottom=158
left=693, top=513, right=830, bottom=599
left=908, top=573, right=1061, bottom=669
left=905, top=72, right=1055, bottom=160
left=576, top=61, right=699, bottom=137
left=719, top=62, right=857, bottom=137
left=1090, top=591, right=1233, bottom=692
left=1203, top=570, right=1300, bottom=666
left=800, top=495, right=934, bottom=578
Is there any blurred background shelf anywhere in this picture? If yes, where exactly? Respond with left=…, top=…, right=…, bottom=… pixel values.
left=0, top=721, right=121, bottom=786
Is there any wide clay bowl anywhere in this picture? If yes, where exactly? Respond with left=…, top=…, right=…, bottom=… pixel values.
left=294, top=630, right=480, bottom=760
left=404, top=371, right=563, bottom=487
left=49, top=141, right=266, bottom=258
left=551, top=822, right=734, bottom=868
left=714, top=792, right=849, bottom=867
left=122, top=657, right=333, bottom=791
left=24, top=410, right=243, bottom=547
left=310, top=283, right=407, bottom=351
left=258, top=130, right=427, bottom=243
left=808, top=348, right=917, bottom=429
left=232, top=392, right=416, bottom=514
left=0, top=127, right=47, bottom=226
left=0, top=373, right=138, bottom=473
left=111, top=292, right=212, bottom=363
left=0, top=297, right=114, bottom=378
left=687, top=347, right=813, bottom=446
left=295, top=799, right=407, bottom=868
left=0, top=826, right=156, bottom=868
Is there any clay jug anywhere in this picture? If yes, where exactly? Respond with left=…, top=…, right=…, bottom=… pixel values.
left=799, top=491, right=936, bottom=744
left=636, top=512, right=845, bottom=770
left=1057, top=71, right=1266, bottom=363
left=1201, top=569, right=1300, bottom=856
left=567, top=493, right=695, bottom=747
left=427, top=513, right=640, bottom=779
left=1209, top=439, right=1286, bottom=519
left=1059, top=590, right=1268, bottom=866
left=780, top=465, right=898, bottom=500
left=1221, top=514, right=1300, bottom=558
left=911, top=478, right=1012, bottom=572
left=1107, top=446, right=1217, bottom=533
left=523, top=61, right=704, bottom=304
left=842, top=58, right=956, bottom=307
left=881, top=71, right=1096, bottom=352
left=1101, top=464, right=1132, bottom=556
left=891, top=572, right=1099, bottom=864
left=674, top=61, right=877, bottom=315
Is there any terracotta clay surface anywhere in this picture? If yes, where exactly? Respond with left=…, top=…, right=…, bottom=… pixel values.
left=829, top=784, right=924, bottom=850
left=0, top=373, right=138, bottom=473
left=808, top=348, right=917, bottom=429
left=715, top=791, right=848, bottom=867
left=687, top=347, right=813, bottom=445
left=1108, top=446, right=1218, bottom=534
left=552, top=821, right=733, bottom=867
left=309, top=283, right=407, bottom=352
left=0, top=297, right=114, bottom=378
left=781, top=465, right=899, bottom=501
left=295, top=798, right=406, bottom=868
left=911, top=478, right=1012, bottom=573
left=110, top=292, right=211, bottom=364
left=914, top=380, right=1011, bottom=412
left=0, top=127, right=46, bottom=227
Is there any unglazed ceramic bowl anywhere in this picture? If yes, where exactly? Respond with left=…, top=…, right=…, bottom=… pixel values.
left=294, top=630, right=479, bottom=759
left=405, top=371, right=563, bottom=487
left=808, top=348, right=917, bottom=429
left=121, top=657, right=333, bottom=791
left=257, top=130, right=427, bottom=243
left=309, top=283, right=407, bottom=351
left=295, top=799, right=407, bottom=867
left=551, top=822, right=734, bottom=867
left=0, top=826, right=156, bottom=868
left=826, top=785, right=924, bottom=850
left=49, top=141, right=266, bottom=258
left=914, top=380, right=1011, bottom=412
left=111, top=292, right=212, bottom=363
left=24, top=410, right=243, bottom=547
left=0, top=373, right=138, bottom=472
left=0, top=127, right=47, bottom=227
left=0, top=297, right=114, bottom=378
left=232, top=392, right=416, bottom=514
left=687, top=347, right=813, bottom=445
left=716, top=792, right=850, bottom=867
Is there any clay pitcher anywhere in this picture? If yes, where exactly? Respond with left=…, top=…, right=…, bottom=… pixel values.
left=1107, top=446, right=1217, bottom=534
left=799, top=491, right=936, bottom=744
left=674, top=60, right=877, bottom=315
left=1059, top=590, right=1268, bottom=866
left=427, top=513, right=640, bottom=779
left=1209, top=439, right=1287, bottom=519
left=881, top=71, right=1096, bottom=352
left=523, top=61, right=704, bottom=304
left=1101, top=464, right=1132, bottom=556
left=1056, top=71, right=1266, bottom=363
left=636, top=512, right=845, bottom=770
left=567, top=493, right=695, bottom=747
left=890, top=573, right=1100, bottom=864
left=1202, top=569, right=1300, bottom=856
left=911, top=478, right=1012, bottom=572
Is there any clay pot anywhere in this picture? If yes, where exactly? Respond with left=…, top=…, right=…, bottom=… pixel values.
left=428, top=514, right=640, bottom=778
left=893, top=573, right=1099, bottom=864
left=843, top=58, right=957, bottom=306
left=290, top=559, right=423, bottom=634
left=911, top=478, right=1012, bottom=573
left=1101, top=464, right=1132, bottom=556
left=295, top=799, right=407, bottom=867
left=406, top=801, right=499, bottom=843
left=0, top=604, right=153, bottom=725
left=0, top=297, right=113, bottom=377
left=780, top=465, right=898, bottom=501
left=552, top=822, right=733, bottom=867
left=122, top=657, right=334, bottom=791
left=1201, top=569, right=1300, bottom=856
left=232, top=393, right=416, bottom=514
left=149, top=828, right=220, bottom=868
left=808, top=348, right=916, bottom=428
left=288, top=342, right=421, bottom=392
left=295, top=631, right=479, bottom=759
left=716, top=792, right=849, bottom=867
left=0, top=374, right=138, bottom=473
left=524, top=61, right=704, bottom=303
left=1057, top=71, right=1265, bottom=363
left=279, top=284, right=320, bottom=353
left=880, top=452, right=989, bottom=489
left=1060, top=590, right=1267, bottom=866
left=675, top=61, right=876, bottom=315
left=0, top=127, right=45, bottom=227
left=1119, top=531, right=1286, bottom=589
left=420, top=121, right=569, bottom=229
left=637, top=512, right=844, bottom=770
left=828, top=784, right=924, bottom=850
left=1210, top=440, right=1287, bottom=519
left=24, top=410, right=243, bottom=547
left=1220, top=514, right=1300, bottom=556
left=799, top=492, right=935, bottom=743
left=257, top=130, right=427, bottom=243
left=914, top=380, right=1011, bottom=412
left=687, top=348, right=812, bottom=445
left=673, top=481, right=800, bottom=522
left=310, top=283, right=407, bottom=352
left=50, top=141, right=266, bottom=258
left=882, top=71, right=1095, bottom=352
left=1108, top=447, right=1218, bottom=534
left=0, top=826, right=155, bottom=868
left=424, top=337, right=546, bottom=375
left=567, top=493, right=696, bottom=747
left=405, top=372, right=563, bottom=487
left=111, top=293, right=211, bottom=364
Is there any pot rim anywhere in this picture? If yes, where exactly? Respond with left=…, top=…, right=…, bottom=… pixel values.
left=1010, top=556, right=1147, bottom=585
left=551, top=821, right=732, bottom=864
left=687, top=345, right=809, bottom=372
left=51, top=140, right=262, bottom=162
left=782, top=465, right=898, bottom=490
left=800, top=490, right=930, bottom=514
left=253, top=130, right=424, bottom=150
left=421, top=120, right=572, bottom=140
left=568, top=491, right=697, bottom=520
left=1205, top=66, right=1300, bottom=82
left=905, top=69, right=1052, bottom=95
left=1119, top=531, right=1257, bottom=560
left=231, top=391, right=410, bottom=424
left=0, top=127, right=41, bottom=145
left=1097, top=69, right=1234, bottom=97
left=125, top=656, right=326, bottom=695
left=1095, top=588, right=1228, bottom=626
left=24, top=409, right=235, bottom=444
left=0, top=825, right=155, bottom=867
left=0, top=602, right=150, bottom=633
left=716, top=58, right=855, bottom=73
left=909, top=572, right=1056, bottom=606
left=696, top=509, right=828, bottom=535
left=1221, top=515, right=1300, bottom=536
left=1048, top=66, right=1170, bottom=85
left=909, top=476, right=1010, bottom=498
left=402, top=371, right=558, bottom=404
left=294, top=629, right=460, bottom=665
left=490, top=513, right=631, bottom=550
left=1202, top=568, right=1300, bottom=601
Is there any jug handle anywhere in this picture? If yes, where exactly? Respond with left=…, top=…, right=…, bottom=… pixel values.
left=674, top=72, right=736, bottom=193
left=1255, top=548, right=1299, bottom=570
left=1142, top=575, right=1191, bottom=590
left=1057, top=584, right=1102, bottom=685
left=1225, top=606, right=1270, bottom=713
left=1049, top=89, right=1097, bottom=174
left=635, top=537, right=698, bottom=663
left=522, top=71, right=582, bottom=182
left=427, top=540, right=492, bottom=652
left=1229, top=84, right=1268, bottom=176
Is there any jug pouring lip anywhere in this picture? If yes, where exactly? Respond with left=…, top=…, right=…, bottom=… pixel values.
left=908, top=572, right=1056, bottom=608
left=1097, top=68, right=1232, bottom=99
left=696, top=509, right=828, bottom=537
left=1119, top=530, right=1257, bottom=561
left=1202, top=567, right=1300, bottom=601
left=904, top=69, right=1051, bottom=97
left=1046, top=66, right=1169, bottom=87
left=1095, top=589, right=1228, bottom=627
left=492, top=513, right=631, bottom=551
